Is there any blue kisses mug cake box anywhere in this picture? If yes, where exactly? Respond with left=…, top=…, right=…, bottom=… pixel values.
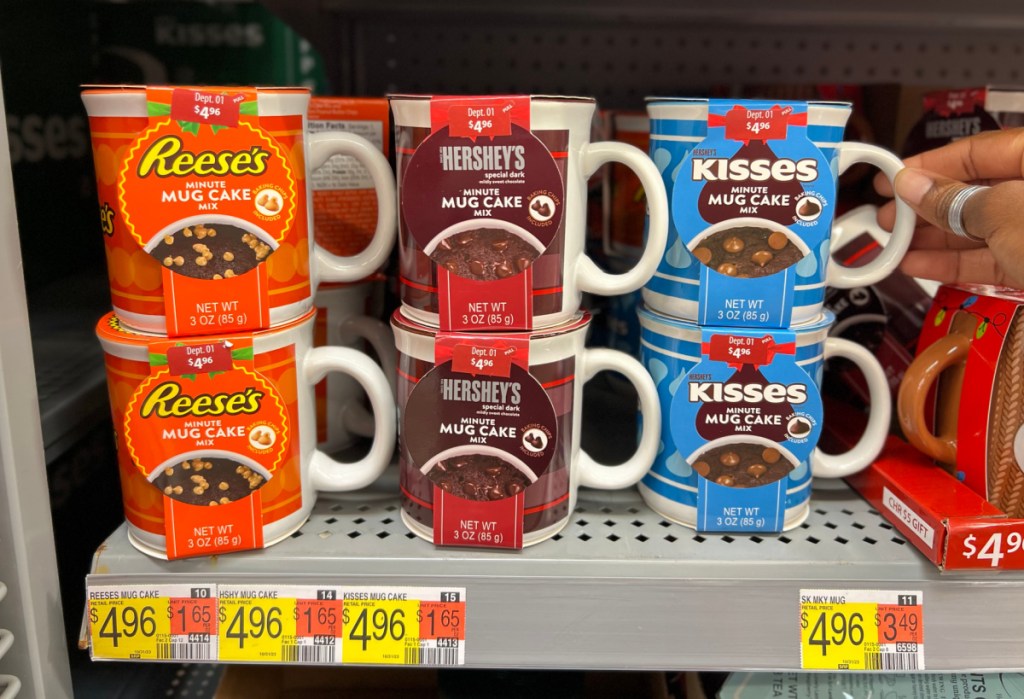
left=643, top=98, right=915, bottom=328
left=638, top=306, right=891, bottom=532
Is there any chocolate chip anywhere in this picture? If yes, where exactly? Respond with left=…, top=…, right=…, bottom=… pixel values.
left=491, top=238, right=509, bottom=251
left=723, top=236, right=745, bottom=253
left=717, top=262, right=739, bottom=276
left=720, top=451, right=741, bottom=467
left=751, top=250, right=775, bottom=267
left=716, top=474, right=736, bottom=486
left=746, top=464, right=768, bottom=478
left=762, top=448, right=781, bottom=464
left=693, top=460, right=711, bottom=477
left=495, top=261, right=515, bottom=278
left=798, top=199, right=821, bottom=217
left=468, top=260, right=486, bottom=277
left=508, top=481, right=524, bottom=495
left=515, top=255, right=532, bottom=272
left=693, top=247, right=712, bottom=265
left=767, top=231, right=790, bottom=250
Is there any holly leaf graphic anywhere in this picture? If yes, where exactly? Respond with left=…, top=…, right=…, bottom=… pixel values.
left=147, top=101, right=172, bottom=117
left=181, top=373, right=198, bottom=382
left=177, top=120, right=201, bottom=136
left=239, top=100, right=258, bottom=116
left=148, top=352, right=169, bottom=366
left=230, top=346, right=254, bottom=361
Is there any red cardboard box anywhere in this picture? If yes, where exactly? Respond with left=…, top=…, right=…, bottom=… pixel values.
left=847, top=438, right=1024, bottom=571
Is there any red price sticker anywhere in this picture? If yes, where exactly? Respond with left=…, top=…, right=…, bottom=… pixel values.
left=723, top=104, right=794, bottom=142
left=418, top=600, right=466, bottom=641
left=169, top=594, right=217, bottom=636
left=875, top=604, right=923, bottom=645
left=447, top=103, right=514, bottom=139
left=170, top=88, right=242, bottom=127
left=450, top=343, right=515, bottom=377
left=295, top=598, right=344, bottom=638
left=705, top=333, right=796, bottom=366
left=166, top=342, right=233, bottom=375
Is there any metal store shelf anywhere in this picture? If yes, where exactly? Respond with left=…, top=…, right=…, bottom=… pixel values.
left=86, top=481, right=1024, bottom=672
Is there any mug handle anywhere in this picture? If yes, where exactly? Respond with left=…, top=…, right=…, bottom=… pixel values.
left=826, top=142, right=915, bottom=290
left=304, top=346, right=396, bottom=491
left=307, top=132, right=397, bottom=283
left=575, top=142, right=669, bottom=296
left=811, top=337, right=891, bottom=478
left=577, top=348, right=661, bottom=489
left=336, top=315, right=398, bottom=439
left=896, top=333, right=970, bottom=465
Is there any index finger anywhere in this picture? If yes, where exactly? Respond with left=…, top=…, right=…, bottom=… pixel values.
left=902, top=127, right=1024, bottom=182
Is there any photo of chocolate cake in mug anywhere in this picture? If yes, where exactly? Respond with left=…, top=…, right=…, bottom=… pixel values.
left=691, top=226, right=804, bottom=277
left=426, top=453, right=532, bottom=501
left=149, top=223, right=274, bottom=280
left=431, top=228, right=541, bottom=281
left=150, top=457, right=268, bottom=506
left=692, top=442, right=795, bottom=488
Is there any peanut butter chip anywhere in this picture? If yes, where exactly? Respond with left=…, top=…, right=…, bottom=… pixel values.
left=219, top=482, right=229, bottom=491
left=223, top=251, right=235, bottom=262
left=173, top=256, right=185, bottom=267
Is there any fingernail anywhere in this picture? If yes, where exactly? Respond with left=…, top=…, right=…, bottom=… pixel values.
left=894, top=168, right=934, bottom=206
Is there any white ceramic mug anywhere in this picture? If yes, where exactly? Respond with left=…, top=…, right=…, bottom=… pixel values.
left=83, top=86, right=396, bottom=335
left=313, top=279, right=396, bottom=454
left=390, top=94, right=669, bottom=329
left=97, top=309, right=395, bottom=558
left=643, top=98, right=916, bottom=326
left=637, top=307, right=890, bottom=531
left=392, top=309, right=661, bottom=546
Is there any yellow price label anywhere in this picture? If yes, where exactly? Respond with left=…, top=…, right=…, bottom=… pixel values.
left=89, top=596, right=170, bottom=660
left=218, top=595, right=297, bottom=662
left=800, top=590, right=925, bottom=671
left=342, top=598, right=419, bottom=665
left=800, top=601, right=879, bottom=670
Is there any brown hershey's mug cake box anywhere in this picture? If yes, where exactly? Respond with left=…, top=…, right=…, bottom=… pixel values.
left=392, top=309, right=660, bottom=548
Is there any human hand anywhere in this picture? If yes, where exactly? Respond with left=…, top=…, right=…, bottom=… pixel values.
left=875, top=128, right=1024, bottom=289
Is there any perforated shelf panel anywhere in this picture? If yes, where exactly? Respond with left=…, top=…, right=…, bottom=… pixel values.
left=356, top=22, right=1024, bottom=103
left=88, top=481, right=1024, bottom=671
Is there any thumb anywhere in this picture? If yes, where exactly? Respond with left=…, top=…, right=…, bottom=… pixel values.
left=894, top=167, right=1020, bottom=244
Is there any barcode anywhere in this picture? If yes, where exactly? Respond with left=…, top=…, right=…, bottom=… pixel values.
left=865, top=652, right=919, bottom=670
left=282, top=644, right=336, bottom=664
left=404, top=645, right=460, bottom=666
left=157, top=643, right=210, bottom=661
